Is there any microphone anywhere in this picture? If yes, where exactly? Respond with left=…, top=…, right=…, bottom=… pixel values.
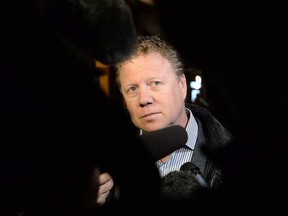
left=139, top=125, right=188, bottom=161
left=42, top=0, right=137, bottom=65
left=180, top=162, right=210, bottom=189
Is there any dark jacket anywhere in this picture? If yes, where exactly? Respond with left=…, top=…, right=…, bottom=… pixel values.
left=106, top=103, right=233, bottom=206
left=185, top=103, right=233, bottom=189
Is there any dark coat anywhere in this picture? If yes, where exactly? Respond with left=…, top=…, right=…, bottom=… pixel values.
left=185, top=103, right=233, bottom=188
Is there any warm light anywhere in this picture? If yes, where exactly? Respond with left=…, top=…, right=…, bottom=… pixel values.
left=95, top=60, right=110, bottom=96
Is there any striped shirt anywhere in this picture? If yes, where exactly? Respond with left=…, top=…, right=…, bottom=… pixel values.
left=153, top=108, right=198, bottom=177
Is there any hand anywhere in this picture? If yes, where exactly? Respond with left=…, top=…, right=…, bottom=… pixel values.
left=96, top=172, right=114, bottom=206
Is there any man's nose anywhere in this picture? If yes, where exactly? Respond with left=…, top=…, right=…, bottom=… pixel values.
left=139, top=87, right=153, bottom=107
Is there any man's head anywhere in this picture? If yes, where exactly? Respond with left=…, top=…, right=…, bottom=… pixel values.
left=115, top=35, right=188, bottom=132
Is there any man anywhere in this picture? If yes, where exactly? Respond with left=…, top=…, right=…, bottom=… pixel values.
left=97, top=35, right=233, bottom=205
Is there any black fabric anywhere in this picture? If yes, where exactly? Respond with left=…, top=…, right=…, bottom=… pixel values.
left=191, top=117, right=207, bottom=176
left=186, top=103, right=233, bottom=189
left=0, top=1, right=161, bottom=215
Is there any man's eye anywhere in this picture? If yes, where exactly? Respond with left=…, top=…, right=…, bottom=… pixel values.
left=128, top=86, right=137, bottom=92
left=151, top=81, right=161, bottom=86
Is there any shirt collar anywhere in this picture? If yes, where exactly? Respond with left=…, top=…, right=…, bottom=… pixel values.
left=185, top=108, right=198, bottom=150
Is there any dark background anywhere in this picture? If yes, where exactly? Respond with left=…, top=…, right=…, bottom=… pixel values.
left=121, top=0, right=288, bottom=213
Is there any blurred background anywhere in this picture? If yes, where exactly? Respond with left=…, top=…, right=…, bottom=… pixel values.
left=106, top=3, right=288, bottom=210
left=100, top=0, right=287, bottom=139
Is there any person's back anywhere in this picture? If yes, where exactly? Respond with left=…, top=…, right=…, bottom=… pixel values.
left=0, top=1, right=161, bottom=215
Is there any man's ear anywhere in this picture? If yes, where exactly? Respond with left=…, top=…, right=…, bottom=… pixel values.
left=180, top=74, right=187, bottom=100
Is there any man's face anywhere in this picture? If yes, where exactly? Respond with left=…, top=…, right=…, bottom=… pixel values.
left=119, top=52, right=187, bottom=132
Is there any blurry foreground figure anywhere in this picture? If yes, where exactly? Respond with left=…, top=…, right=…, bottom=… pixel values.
left=0, top=1, right=161, bottom=215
